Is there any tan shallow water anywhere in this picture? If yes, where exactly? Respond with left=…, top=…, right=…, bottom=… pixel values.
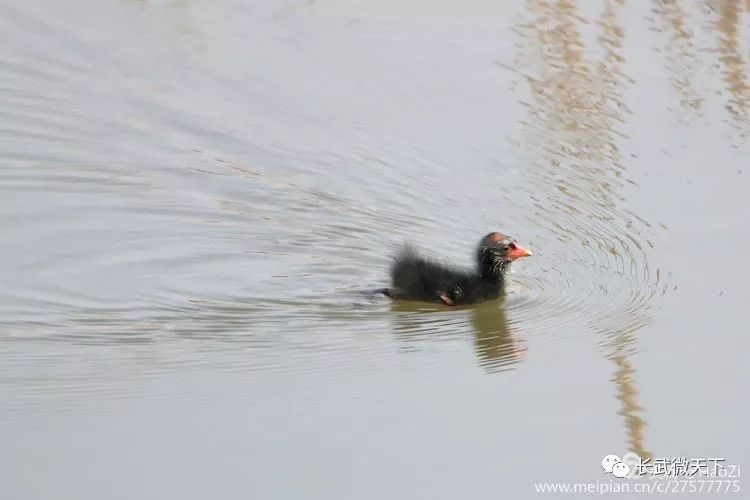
left=1, top=1, right=748, bottom=498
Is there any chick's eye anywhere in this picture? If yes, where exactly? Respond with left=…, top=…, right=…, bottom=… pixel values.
left=501, top=245, right=509, bottom=252
left=509, top=242, right=517, bottom=250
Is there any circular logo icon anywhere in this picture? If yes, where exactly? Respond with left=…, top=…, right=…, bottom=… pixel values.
left=612, top=462, right=631, bottom=478
left=620, top=452, right=641, bottom=478
left=602, top=454, right=621, bottom=473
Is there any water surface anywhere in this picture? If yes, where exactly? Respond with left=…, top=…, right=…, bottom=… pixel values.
left=1, top=1, right=748, bottom=498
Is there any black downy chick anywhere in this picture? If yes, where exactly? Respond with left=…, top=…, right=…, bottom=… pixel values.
left=384, top=232, right=532, bottom=306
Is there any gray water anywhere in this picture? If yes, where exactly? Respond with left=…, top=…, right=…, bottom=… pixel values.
left=1, top=1, right=748, bottom=499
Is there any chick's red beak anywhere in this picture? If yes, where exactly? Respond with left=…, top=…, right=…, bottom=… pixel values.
left=507, top=244, right=533, bottom=261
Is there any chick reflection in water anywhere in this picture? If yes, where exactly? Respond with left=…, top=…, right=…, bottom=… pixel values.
left=390, top=300, right=526, bottom=373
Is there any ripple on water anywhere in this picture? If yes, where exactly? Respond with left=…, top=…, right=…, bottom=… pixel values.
left=504, top=0, right=669, bottom=355
left=0, top=0, right=674, bottom=418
